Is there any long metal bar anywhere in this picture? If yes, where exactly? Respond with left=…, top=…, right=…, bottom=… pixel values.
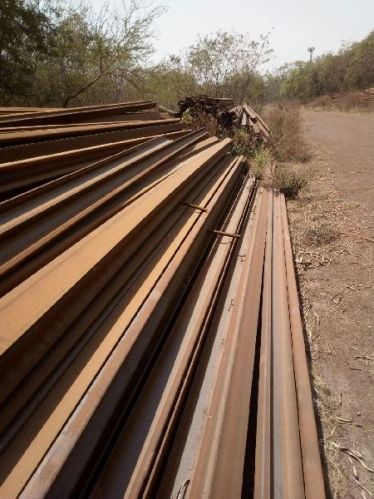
left=0, top=139, right=231, bottom=360
left=272, top=192, right=305, bottom=499
left=254, top=189, right=274, bottom=499
left=0, top=99, right=326, bottom=498
left=0, top=101, right=158, bottom=126
left=17, top=157, right=242, bottom=498
left=0, top=132, right=209, bottom=294
left=281, top=194, right=326, bottom=499
left=0, top=124, right=186, bottom=164
left=88, top=166, right=251, bottom=499
left=154, top=175, right=257, bottom=499
left=0, top=118, right=181, bottom=146
left=0, top=158, right=233, bottom=452
left=187, top=188, right=268, bottom=498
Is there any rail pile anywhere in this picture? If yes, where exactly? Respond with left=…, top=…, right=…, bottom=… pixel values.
left=178, top=95, right=270, bottom=143
left=230, top=103, right=270, bottom=141
left=0, top=102, right=324, bottom=498
left=0, top=101, right=186, bottom=200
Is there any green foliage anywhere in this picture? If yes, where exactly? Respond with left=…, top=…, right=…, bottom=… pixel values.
left=186, top=31, right=272, bottom=100
left=0, top=0, right=53, bottom=104
left=0, top=5, right=272, bottom=110
left=274, top=166, right=309, bottom=199
left=140, top=31, right=272, bottom=110
left=250, top=147, right=272, bottom=179
left=231, top=128, right=258, bottom=157
left=181, top=109, right=193, bottom=125
left=272, top=31, right=374, bottom=101
left=0, top=0, right=166, bottom=106
left=141, top=56, right=198, bottom=110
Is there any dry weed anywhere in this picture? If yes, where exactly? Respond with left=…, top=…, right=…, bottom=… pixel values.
left=266, top=101, right=310, bottom=162
left=304, top=223, right=340, bottom=246
left=307, top=93, right=374, bottom=113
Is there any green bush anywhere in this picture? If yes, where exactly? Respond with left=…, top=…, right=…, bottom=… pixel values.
left=274, top=165, right=309, bottom=198
left=250, top=147, right=272, bottom=179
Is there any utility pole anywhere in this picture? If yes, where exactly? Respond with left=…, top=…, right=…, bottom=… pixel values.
left=307, top=46, right=315, bottom=63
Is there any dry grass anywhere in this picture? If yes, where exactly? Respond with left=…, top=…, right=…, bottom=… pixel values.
left=304, top=223, right=340, bottom=246
left=266, top=101, right=311, bottom=162
left=307, top=93, right=374, bottom=112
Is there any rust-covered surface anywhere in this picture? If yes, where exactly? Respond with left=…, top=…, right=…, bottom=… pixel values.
left=0, top=102, right=324, bottom=498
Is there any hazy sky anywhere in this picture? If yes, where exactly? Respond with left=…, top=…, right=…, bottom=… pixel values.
left=93, top=0, right=374, bottom=71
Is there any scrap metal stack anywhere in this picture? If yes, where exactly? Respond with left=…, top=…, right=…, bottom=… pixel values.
left=178, top=95, right=270, bottom=143
left=0, top=102, right=324, bottom=498
left=230, top=103, right=271, bottom=142
left=0, top=101, right=187, bottom=200
left=178, top=95, right=235, bottom=116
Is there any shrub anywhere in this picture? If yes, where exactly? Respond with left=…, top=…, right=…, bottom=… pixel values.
left=181, top=109, right=221, bottom=137
left=307, top=95, right=333, bottom=109
left=266, top=101, right=310, bottom=162
left=231, top=128, right=258, bottom=157
left=250, top=146, right=273, bottom=179
left=182, top=109, right=259, bottom=157
left=273, top=165, right=309, bottom=198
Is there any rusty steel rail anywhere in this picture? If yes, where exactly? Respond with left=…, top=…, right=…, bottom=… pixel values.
left=253, top=191, right=325, bottom=499
left=0, top=101, right=325, bottom=499
left=0, top=101, right=158, bottom=126
left=0, top=117, right=181, bottom=147
left=0, top=140, right=235, bottom=497
left=20, top=158, right=246, bottom=499
left=87, top=171, right=255, bottom=499
left=0, top=131, right=210, bottom=295
left=254, top=190, right=273, bottom=499
left=281, top=195, right=325, bottom=499
left=0, top=125, right=187, bottom=164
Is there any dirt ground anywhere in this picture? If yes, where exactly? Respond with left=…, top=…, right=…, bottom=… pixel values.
left=287, top=110, right=374, bottom=498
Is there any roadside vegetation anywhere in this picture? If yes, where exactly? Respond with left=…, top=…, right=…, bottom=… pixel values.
left=266, top=31, right=374, bottom=102
left=306, top=91, right=374, bottom=112
left=267, top=101, right=310, bottom=162
left=273, top=165, right=309, bottom=199
left=1, top=1, right=372, bottom=110
left=0, top=0, right=271, bottom=108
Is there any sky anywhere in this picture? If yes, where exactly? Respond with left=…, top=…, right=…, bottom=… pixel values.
left=92, top=0, right=374, bottom=71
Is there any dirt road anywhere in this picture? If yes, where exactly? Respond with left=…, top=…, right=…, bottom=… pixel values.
left=288, top=110, right=374, bottom=498
left=304, top=110, right=374, bottom=211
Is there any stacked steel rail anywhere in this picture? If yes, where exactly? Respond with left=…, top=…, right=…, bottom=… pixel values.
left=0, top=101, right=187, bottom=198
left=177, top=95, right=270, bottom=143
left=0, top=102, right=324, bottom=498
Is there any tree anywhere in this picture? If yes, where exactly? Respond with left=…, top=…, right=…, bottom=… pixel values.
left=272, top=31, right=374, bottom=101
left=33, top=1, right=166, bottom=107
left=0, top=0, right=53, bottom=104
left=0, top=0, right=166, bottom=106
left=185, top=31, right=272, bottom=100
left=141, top=55, right=198, bottom=109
